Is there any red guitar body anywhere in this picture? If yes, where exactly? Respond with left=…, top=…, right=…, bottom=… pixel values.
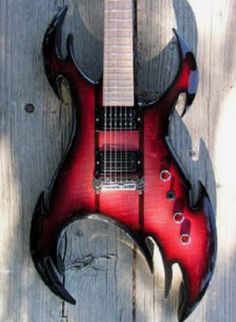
left=30, top=7, right=216, bottom=322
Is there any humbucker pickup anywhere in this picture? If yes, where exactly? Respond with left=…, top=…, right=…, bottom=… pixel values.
left=95, top=107, right=142, bottom=131
left=94, top=150, right=144, bottom=191
left=95, top=150, right=143, bottom=174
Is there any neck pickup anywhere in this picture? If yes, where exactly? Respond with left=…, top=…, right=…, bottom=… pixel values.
left=96, top=106, right=142, bottom=131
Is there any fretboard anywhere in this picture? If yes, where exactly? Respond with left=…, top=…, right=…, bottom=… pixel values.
left=103, top=0, right=134, bottom=107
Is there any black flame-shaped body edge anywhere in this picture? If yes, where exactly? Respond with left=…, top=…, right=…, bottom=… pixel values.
left=30, top=6, right=217, bottom=322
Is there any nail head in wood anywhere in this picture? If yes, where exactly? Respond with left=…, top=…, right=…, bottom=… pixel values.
left=25, top=103, right=35, bottom=113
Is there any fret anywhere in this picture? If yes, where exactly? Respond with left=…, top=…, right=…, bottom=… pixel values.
left=105, top=85, right=134, bottom=89
left=105, top=9, right=131, bottom=12
left=106, top=56, right=133, bottom=61
left=106, top=12, right=132, bottom=19
left=105, top=36, right=132, bottom=38
left=105, top=22, right=132, bottom=29
left=104, top=74, right=134, bottom=80
left=106, top=18, right=132, bottom=21
left=105, top=62, right=133, bottom=68
left=105, top=19, right=131, bottom=25
left=104, top=65, right=133, bottom=69
left=105, top=30, right=132, bottom=37
left=104, top=38, right=132, bottom=46
left=104, top=74, right=134, bottom=78
left=104, top=103, right=134, bottom=107
left=105, top=83, right=134, bottom=88
left=104, top=44, right=131, bottom=47
left=104, top=102, right=134, bottom=107
left=104, top=97, right=134, bottom=101
left=105, top=81, right=134, bottom=86
left=104, top=95, right=134, bottom=99
left=104, top=87, right=134, bottom=91
left=105, top=34, right=132, bottom=40
left=104, top=96, right=134, bottom=100
left=104, top=85, right=133, bottom=94
left=106, top=0, right=130, bottom=2
left=104, top=51, right=133, bottom=57
left=105, top=28, right=130, bottom=31
left=106, top=2, right=132, bottom=10
left=104, top=63, right=133, bottom=68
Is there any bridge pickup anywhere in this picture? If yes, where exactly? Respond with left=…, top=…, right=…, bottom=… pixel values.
left=94, top=150, right=144, bottom=191
left=95, top=150, right=143, bottom=174
left=96, top=107, right=142, bottom=131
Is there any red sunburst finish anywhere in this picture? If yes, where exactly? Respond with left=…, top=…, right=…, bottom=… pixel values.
left=30, top=7, right=216, bottom=322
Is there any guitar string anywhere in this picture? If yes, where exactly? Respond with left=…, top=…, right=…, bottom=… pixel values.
left=126, top=9, right=134, bottom=187
left=110, top=104, right=112, bottom=187
left=125, top=105, right=127, bottom=186
left=115, top=30, right=117, bottom=189
left=125, top=10, right=129, bottom=187
left=104, top=4, right=107, bottom=186
left=104, top=104, right=107, bottom=183
left=115, top=102, right=117, bottom=188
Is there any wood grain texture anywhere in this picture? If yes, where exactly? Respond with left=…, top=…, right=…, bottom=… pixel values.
left=0, top=0, right=234, bottom=321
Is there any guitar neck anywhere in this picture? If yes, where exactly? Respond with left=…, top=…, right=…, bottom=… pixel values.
left=103, top=0, right=134, bottom=107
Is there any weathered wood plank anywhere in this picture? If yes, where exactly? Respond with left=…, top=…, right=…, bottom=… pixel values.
left=62, top=220, right=134, bottom=322
left=0, top=1, right=71, bottom=321
left=0, top=0, right=235, bottom=321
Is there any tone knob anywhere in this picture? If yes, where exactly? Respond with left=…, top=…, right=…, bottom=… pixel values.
left=160, top=169, right=172, bottom=182
left=173, top=212, right=185, bottom=224
left=180, top=234, right=191, bottom=245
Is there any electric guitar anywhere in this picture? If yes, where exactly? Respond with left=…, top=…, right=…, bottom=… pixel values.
left=30, top=2, right=216, bottom=321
